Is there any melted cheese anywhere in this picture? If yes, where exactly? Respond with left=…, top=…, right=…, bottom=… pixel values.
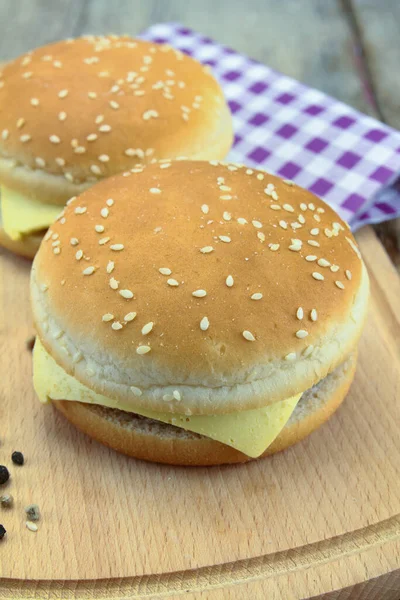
left=0, top=185, right=62, bottom=240
left=33, top=338, right=302, bottom=458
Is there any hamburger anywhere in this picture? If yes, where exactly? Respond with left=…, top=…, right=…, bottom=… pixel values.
left=31, top=160, right=369, bottom=465
left=0, top=36, right=233, bottom=258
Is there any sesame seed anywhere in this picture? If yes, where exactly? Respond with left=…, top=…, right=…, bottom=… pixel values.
left=200, top=316, right=209, bottom=331
left=296, top=307, right=304, bottom=320
left=256, top=173, right=264, bottom=180
left=98, top=237, right=110, bottom=245
left=242, top=330, right=256, bottom=342
left=52, top=240, right=60, bottom=247
left=200, top=246, right=214, bottom=254
left=87, top=133, right=98, bottom=142
left=257, top=232, right=266, bottom=242
left=317, top=207, right=325, bottom=214
left=88, top=92, right=97, bottom=99
left=300, top=203, right=307, bottom=211
left=324, top=228, right=333, bottom=238
left=72, top=351, right=83, bottom=363
left=1, top=129, right=9, bottom=140
left=173, top=390, right=181, bottom=401
left=53, top=247, right=61, bottom=255
left=298, top=214, right=306, bottom=224
left=296, top=329, right=308, bottom=339
left=313, top=214, right=321, bottom=222
left=312, top=272, right=324, bottom=281
left=237, top=218, right=247, bottom=225
left=167, top=279, right=179, bottom=287
left=16, top=118, right=25, bottom=128
left=310, top=228, right=319, bottom=236
left=251, top=293, right=263, bottom=300
left=50, top=135, right=61, bottom=144
left=74, top=206, right=87, bottom=215
left=110, top=84, right=120, bottom=93
left=308, top=203, right=315, bottom=211
left=130, top=386, right=142, bottom=396
left=95, top=115, right=104, bottom=124
left=110, top=244, right=124, bottom=251
left=330, top=265, right=340, bottom=273
left=30, top=98, right=39, bottom=106
left=136, top=345, right=151, bottom=355
left=53, top=60, right=62, bottom=68
left=34, top=157, right=46, bottom=168
left=159, top=267, right=171, bottom=275
left=291, top=222, right=302, bottom=230
left=289, top=239, right=302, bottom=251
left=95, top=225, right=105, bottom=233
left=55, top=157, right=66, bottom=167
left=335, top=281, right=345, bottom=289
left=150, top=187, right=161, bottom=194
left=20, top=134, right=31, bottom=143
left=201, top=204, right=209, bottom=215
left=246, top=169, right=253, bottom=175
left=143, top=109, right=159, bottom=120
left=160, top=163, right=171, bottom=169
left=270, top=205, right=281, bottom=211
left=303, top=345, right=314, bottom=357
left=310, top=309, right=318, bottom=321
left=124, top=312, right=137, bottom=322
left=106, top=261, right=115, bottom=274
left=99, top=124, right=112, bottom=132
left=317, top=258, right=330, bottom=267
left=109, top=277, right=119, bottom=289
left=109, top=100, right=119, bottom=110
left=98, top=154, right=110, bottom=162
left=26, top=522, right=38, bottom=532
left=308, top=240, right=320, bottom=247
left=305, top=255, right=317, bottom=262
left=219, top=235, right=231, bottom=243
left=70, top=237, right=79, bottom=246
left=112, top=322, right=123, bottom=331
left=220, top=195, right=232, bottom=200
left=285, top=352, right=297, bottom=361
left=120, top=289, right=134, bottom=299
left=141, top=322, right=154, bottom=335
left=279, top=220, right=288, bottom=230
left=102, top=313, right=114, bottom=322
left=269, top=243, right=280, bottom=251
left=219, top=185, right=231, bottom=192
left=283, top=204, right=294, bottom=213
left=192, top=289, right=206, bottom=298
left=252, top=220, right=262, bottom=229
left=271, top=191, right=279, bottom=201
left=22, top=71, right=32, bottom=79
left=345, top=270, right=352, bottom=280
left=83, top=266, right=95, bottom=275
left=91, top=165, right=102, bottom=175
left=283, top=179, right=294, bottom=186
left=74, top=146, right=86, bottom=154
left=226, top=275, right=234, bottom=287
left=75, top=250, right=83, bottom=260
left=58, top=89, right=68, bottom=98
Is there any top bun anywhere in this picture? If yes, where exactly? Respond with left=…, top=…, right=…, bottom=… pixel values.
left=0, top=36, right=232, bottom=205
left=31, top=161, right=369, bottom=415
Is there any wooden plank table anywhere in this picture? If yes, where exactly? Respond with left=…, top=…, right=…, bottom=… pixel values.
left=0, top=2, right=399, bottom=599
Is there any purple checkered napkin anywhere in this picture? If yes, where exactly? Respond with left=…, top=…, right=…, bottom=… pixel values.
left=141, top=23, right=400, bottom=230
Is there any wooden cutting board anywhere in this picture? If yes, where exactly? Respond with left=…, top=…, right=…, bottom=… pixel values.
left=0, top=225, right=399, bottom=600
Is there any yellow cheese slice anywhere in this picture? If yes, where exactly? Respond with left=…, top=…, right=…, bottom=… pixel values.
left=33, top=338, right=302, bottom=458
left=0, top=185, right=62, bottom=240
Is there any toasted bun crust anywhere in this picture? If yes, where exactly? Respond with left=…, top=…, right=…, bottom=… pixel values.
left=54, top=353, right=356, bottom=465
left=0, top=36, right=232, bottom=205
left=32, top=161, right=369, bottom=415
left=0, top=225, right=41, bottom=258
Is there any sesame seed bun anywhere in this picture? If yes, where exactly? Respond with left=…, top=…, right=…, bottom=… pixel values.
left=31, top=161, right=369, bottom=418
left=53, top=352, right=357, bottom=465
left=0, top=35, right=232, bottom=207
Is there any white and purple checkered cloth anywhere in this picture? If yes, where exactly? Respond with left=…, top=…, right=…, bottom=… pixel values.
left=142, top=23, right=400, bottom=230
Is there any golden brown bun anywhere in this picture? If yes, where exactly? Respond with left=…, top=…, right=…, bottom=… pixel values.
left=0, top=225, right=41, bottom=258
left=54, top=352, right=356, bottom=466
left=0, top=36, right=232, bottom=205
left=31, top=161, right=369, bottom=416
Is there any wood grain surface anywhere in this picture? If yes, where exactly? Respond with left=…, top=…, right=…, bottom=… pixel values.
left=0, top=1, right=399, bottom=598
left=0, top=226, right=399, bottom=598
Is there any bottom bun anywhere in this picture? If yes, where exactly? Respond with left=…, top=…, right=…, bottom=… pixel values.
left=54, top=352, right=357, bottom=466
left=0, top=226, right=42, bottom=259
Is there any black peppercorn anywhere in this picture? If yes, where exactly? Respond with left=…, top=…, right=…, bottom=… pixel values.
left=0, top=466, right=10, bottom=485
left=11, top=451, right=24, bottom=466
left=0, top=524, right=5, bottom=539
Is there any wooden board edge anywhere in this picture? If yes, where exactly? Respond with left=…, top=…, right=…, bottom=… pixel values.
left=1, top=513, right=399, bottom=599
